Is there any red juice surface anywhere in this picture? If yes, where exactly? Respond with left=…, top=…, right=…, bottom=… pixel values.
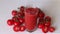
left=25, top=8, right=39, bottom=32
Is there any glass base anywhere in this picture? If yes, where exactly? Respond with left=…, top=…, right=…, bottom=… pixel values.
left=26, top=25, right=37, bottom=33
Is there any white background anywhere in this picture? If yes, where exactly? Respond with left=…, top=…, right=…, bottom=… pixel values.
left=0, top=0, right=60, bottom=34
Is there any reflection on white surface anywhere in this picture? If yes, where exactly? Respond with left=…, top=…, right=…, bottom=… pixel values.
left=0, top=0, right=60, bottom=34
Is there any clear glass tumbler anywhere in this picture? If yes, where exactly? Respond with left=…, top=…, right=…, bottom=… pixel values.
left=24, top=8, right=39, bottom=32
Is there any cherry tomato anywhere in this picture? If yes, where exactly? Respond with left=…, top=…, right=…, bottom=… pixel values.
left=7, top=19, right=14, bottom=26
left=13, top=26, right=20, bottom=32
left=49, top=27, right=55, bottom=32
left=42, top=26, right=48, bottom=33
left=19, top=26, right=25, bottom=31
left=12, top=10, right=17, bottom=16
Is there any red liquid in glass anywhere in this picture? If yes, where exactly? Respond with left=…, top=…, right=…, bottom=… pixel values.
left=25, top=8, right=39, bottom=32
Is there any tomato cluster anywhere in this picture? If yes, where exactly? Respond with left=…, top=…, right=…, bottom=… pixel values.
left=7, top=6, right=25, bottom=32
left=38, top=12, right=55, bottom=33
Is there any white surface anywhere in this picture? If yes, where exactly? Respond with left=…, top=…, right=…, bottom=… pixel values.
left=0, top=0, right=60, bottom=34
